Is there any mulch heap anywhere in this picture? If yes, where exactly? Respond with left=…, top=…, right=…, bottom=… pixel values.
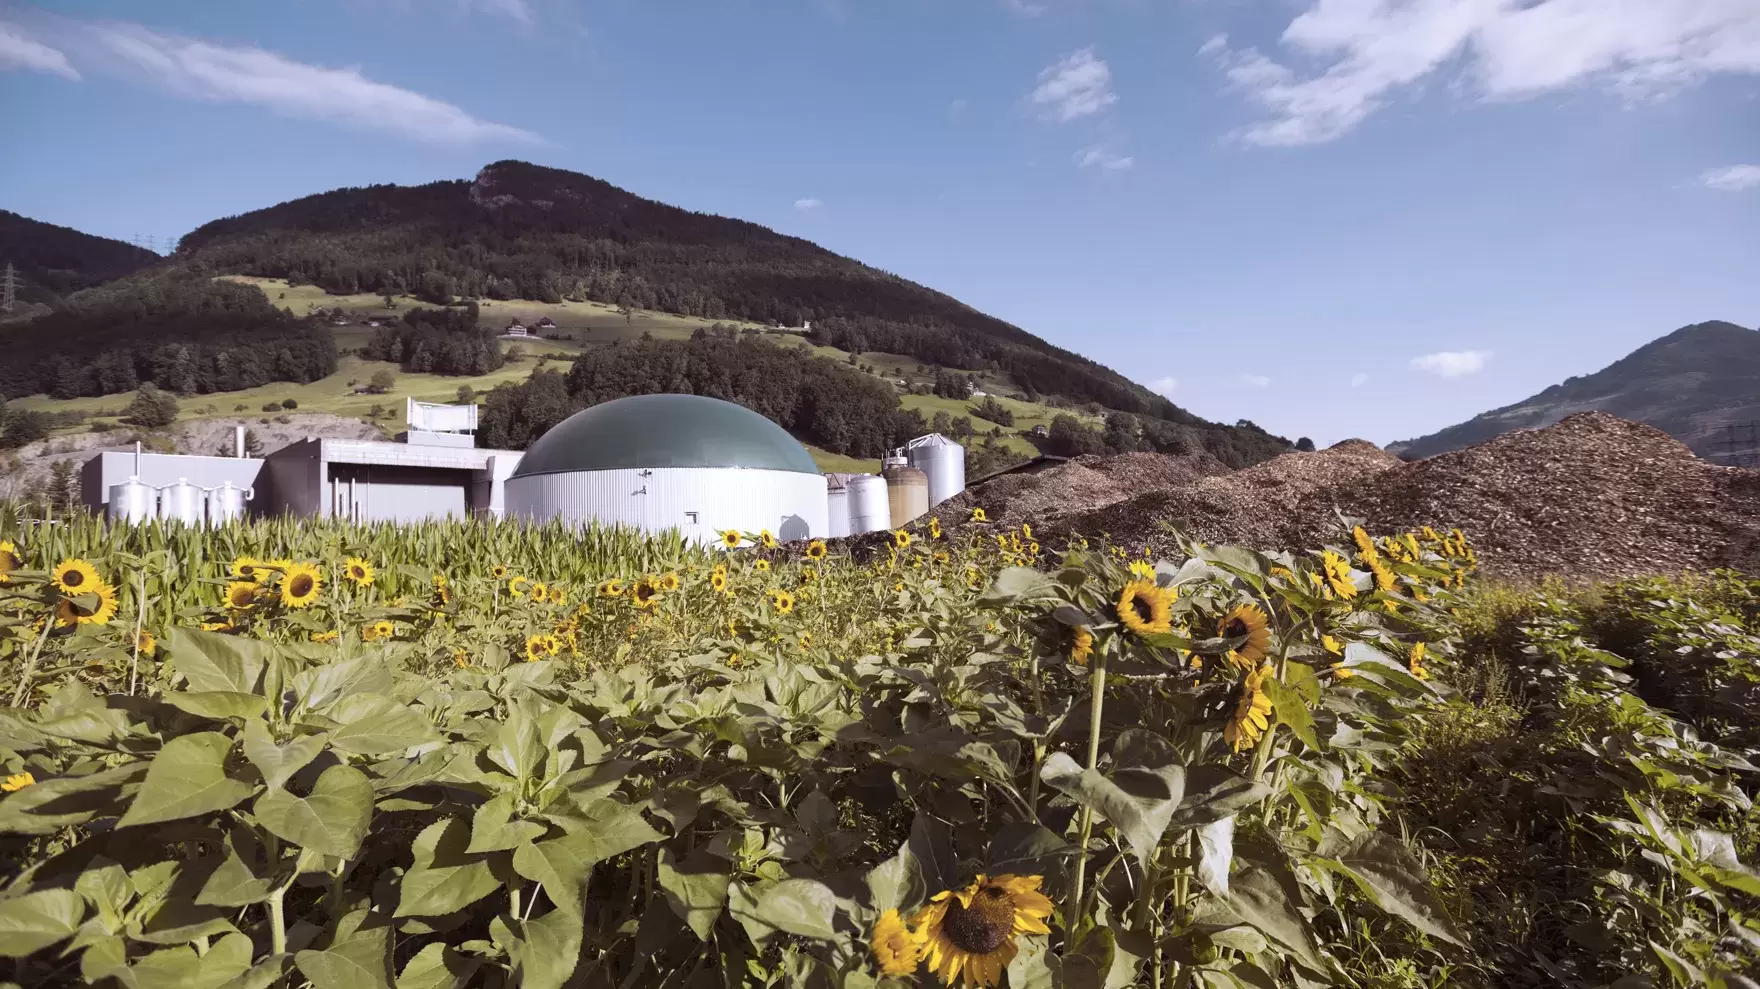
left=1029, top=413, right=1760, bottom=581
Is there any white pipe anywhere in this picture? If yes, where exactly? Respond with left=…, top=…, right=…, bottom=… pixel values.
left=133, top=441, right=141, bottom=478
left=235, top=425, right=245, bottom=458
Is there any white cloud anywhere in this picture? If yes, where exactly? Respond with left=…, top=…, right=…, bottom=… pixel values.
left=1239, top=373, right=1272, bottom=387
left=1350, top=372, right=1369, bottom=386
left=73, top=20, right=537, bottom=145
left=1207, top=0, right=1760, bottom=146
left=1001, top=0, right=1050, bottom=16
left=794, top=198, right=824, bottom=211
left=0, top=21, right=78, bottom=79
left=1701, top=164, right=1760, bottom=191
left=1149, top=376, right=1179, bottom=398
left=1410, top=350, right=1492, bottom=377
left=465, top=0, right=534, bottom=23
left=1074, top=145, right=1135, bottom=171
left=1029, top=47, right=1118, bottom=122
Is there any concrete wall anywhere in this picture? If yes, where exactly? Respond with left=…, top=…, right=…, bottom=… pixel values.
left=327, top=463, right=471, bottom=523
left=81, top=452, right=266, bottom=514
left=506, top=467, right=829, bottom=543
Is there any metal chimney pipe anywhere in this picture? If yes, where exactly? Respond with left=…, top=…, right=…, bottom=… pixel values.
left=133, top=440, right=141, bottom=477
left=235, top=425, right=245, bottom=458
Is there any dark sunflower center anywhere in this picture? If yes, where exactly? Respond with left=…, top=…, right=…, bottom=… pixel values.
left=941, top=887, right=1016, bottom=954
left=351, top=566, right=365, bottom=578
left=64, top=570, right=86, bottom=588
left=232, top=588, right=254, bottom=606
left=1224, top=618, right=1247, bottom=638
left=290, top=574, right=314, bottom=597
left=1129, top=595, right=1154, bottom=623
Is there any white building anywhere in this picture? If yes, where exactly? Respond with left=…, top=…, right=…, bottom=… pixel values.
left=505, top=394, right=828, bottom=543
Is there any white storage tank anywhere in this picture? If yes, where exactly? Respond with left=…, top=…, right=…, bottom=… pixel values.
left=847, top=475, right=890, bottom=535
left=160, top=478, right=204, bottom=526
left=506, top=394, right=828, bottom=543
left=108, top=478, right=157, bottom=525
left=906, top=434, right=965, bottom=508
left=826, top=474, right=852, bottom=539
left=206, top=483, right=252, bottom=526
left=883, top=458, right=930, bottom=527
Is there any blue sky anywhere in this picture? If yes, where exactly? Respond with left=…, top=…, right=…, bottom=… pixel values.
left=2, top=0, right=1757, bottom=447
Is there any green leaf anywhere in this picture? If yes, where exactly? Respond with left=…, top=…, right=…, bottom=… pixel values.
left=395, top=943, right=481, bottom=989
left=986, top=823, right=1074, bottom=876
left=488, top=713, right=544, bottom=781
left=0, top=888, right=84, bottom=957
left=296, top=947, right=395, bottom=989
left=864, top=843, right=927, bottom=915
left=163, top=692, right=270, bottom=722
left=977, top=567, right=1059, bottom=606
left=132, top=933, right=254, bottom=989
left=242, top=719, right=328, bottom=790
left=1041, top=749, right=1183, bottom=868
left=165, top=628, right=268, bottom=694
left=1166, top=766, right=1272, bottom=832
left=196, top=843, right=272, bottom=908
left=254, top=765, right=374, bottom=859
left=118, top=732, right=256, bottom=829
left=1220, top=867, right=1325, bottom=973
left=325, top=694, right=440, bottom=756
left=1318, top=831, right=1467, bottom=947
left=215, top=953, right=294, bottom=989
left=1259, top=677, right=1318, bottom=752
left=753, top=879, right=839, bottom=940
left=1196, top=816, right=1235, bottom=897
left=396, top=818, right=501, bottom=918
left=657, top=847, right=731, bottom=941
left=465, top=793, right=547, bottom=854
left=507, top=905, right=584, bottom=989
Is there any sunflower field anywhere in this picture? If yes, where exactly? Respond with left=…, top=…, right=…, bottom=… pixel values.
left=0, top=508, right=1754, bottom=989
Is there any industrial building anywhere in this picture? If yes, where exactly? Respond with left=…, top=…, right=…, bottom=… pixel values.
left=505, top=394, right=829, bottom=543
left=80, top=392, right=968, bottom=540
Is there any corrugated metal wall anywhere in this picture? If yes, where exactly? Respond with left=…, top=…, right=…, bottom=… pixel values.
left=507, top=467, right=829, bottom=543
left=327, top=464, right=472, bottom=523
left=81, top=452, right=265, bottom=513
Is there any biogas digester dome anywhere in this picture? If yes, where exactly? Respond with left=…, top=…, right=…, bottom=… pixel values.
left=506, top=394, right=828, bottom=543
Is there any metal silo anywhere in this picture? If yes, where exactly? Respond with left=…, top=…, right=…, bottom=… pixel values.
left=206, top=483, right=252, bottom=525
left=847, top=475, right=890, bottom=535
left=826, top=474, right=852, bottom=538
left=505, top=394, right=828, bottom=544
left=905, top=434, right=965, bottom=508
left=108, top=478, right=157, bottom=525
left=883, top=458, right=929, bottom=527
left=160, top=479, right=205, bottom=526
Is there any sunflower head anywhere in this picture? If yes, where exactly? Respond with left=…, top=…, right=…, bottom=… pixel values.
left=549, top=586, right=567, bottom=605
left=870, top=909, right=923, bottom=977
left=660, top=572, right=680, bottom=592
left=524, top=635, right=547, bottom=662
left=893, top=529, right=912, bottom=549
left=709, top=571, right=728, bottom=594
left=0, top=540, right=19, bottom=583
left=971, top=507, right=988, bottom=523
left=632, top=578, right=661, bottom=609
left=1351, top=526, right=1377, bottom=558
left=805, top=540, right=828, bottom=561
left=1225, top=664, right=1276, bottom=753
left=1116, top=580, right=1174, bottom=636
left=226, top=581, right=261, bottom=610
left=928, top=518, right=943, bottom=540
left=344, top=557, right=375, bottom=586
left=754, top=560, right=771, bottom=573
left=137, top=631, right=157, bottom=657
left=759, top=529, right=778, bottom=549
left=529, top=581, right=549, bottom=603
left=1219, top=602, right=1272, bottom=670
left=492, top=564, right=508, bottom=579
left=231, top=556, right=264, bottom=581
left=1409, top=641, right=1429, bottom=679
left=599, top=579, right=625, bottom=598
left=51, top=558, right=101, bottom=596
left=281, top=563, right=322, bottom=609
left=721, top=529, right=743, bottom=549
left=1366, top=556, right=1397, bottom=593
left=1128, top=560, right=1155, bottom=580
left=310, top=630, right=340, bottom=643
left=914, top=874, right=1053, bottom=989
left=770, top=589, right=795, bottom=615
left=1320, top=550, right=1358, bottom=599
left=1069, top=625, right=1094, bottom=666
left=199, top=620, right=233, bottom=633
left=1, top=772, right=35, bottom=793
left=510, top=575, right=531, bottom=596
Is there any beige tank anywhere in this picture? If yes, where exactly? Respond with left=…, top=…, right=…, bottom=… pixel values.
left=884, top=461, right=929, bottom=527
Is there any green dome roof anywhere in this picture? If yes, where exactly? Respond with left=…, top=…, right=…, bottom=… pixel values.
left=511, top=394, right=822, bottom=478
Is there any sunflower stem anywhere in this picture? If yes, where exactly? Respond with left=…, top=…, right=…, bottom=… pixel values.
left=1066, top=651, right=1107, bottom=930
left=10, top=612, right=54, bottom=708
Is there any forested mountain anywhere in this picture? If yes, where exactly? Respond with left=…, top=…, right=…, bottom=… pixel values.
left=173, top=160, right=1261, bottom=436
left=0, top=209, right=159, bottom=304
left=1388, top=320, right=1760, bottom=462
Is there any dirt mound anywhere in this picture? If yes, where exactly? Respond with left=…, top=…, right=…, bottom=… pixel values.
left=1047, top=412, right=1760, bottom=579
left=928, top=450, right=1238, bottom=531
left=1077, top=450, right=1232, bottom=490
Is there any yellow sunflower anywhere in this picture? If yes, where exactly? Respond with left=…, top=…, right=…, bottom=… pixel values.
left=754, top=560, right=771, bottom=573
left=199, top=620, right=233, bottom=632
left=632, top=578, right=661, bottom=610
left=524, top=635, right=547, bottom=662
left=0, top=540, right=19, bottom=583
left=1218, top=602, right=1272, bottom=670
left=549, top=585, right=567, bottom=605
left=599, top=579, right=626, bottom=598
left=721, top=529, right=743, bottom=549
left=928, top=517, right=943, bottom=540
left=932, top=551, right=949, bottom=564
left=1366, top=555, right=1397, bottom=593
left=310, top=630, right=340, bottom=643
left=510, top=575, right=531, bottom=596
left=137, top=631, right=157, bottom=657
left=58, top=581, right=119, bottom=627
left=1115, top=580, right=1174, bottom=636
left=1320, top=551, right=1358, bottom=599
left=530, top=581, right=549, bottom=603
left=894, top=529, right=913, bottom=549
left=1128, top=560, right=1155, bottom=580
left=913, top=874, right=1053, bottom=988
left=797, top=632, right=813, bottom=648
left=770, top=589, right=795, bottom=615
left=1421, top=526, right=1442, bottom=543
left=709, top=571, right=729, bottom=594
left=492, top=564, right=509, bottom=579
left=805, top=539, right=828, bottom=561
left=871, top=909, right=923, bottom=977
left=970, top=507, right=988, bottom=523
left=51, top=558, right=101, bottom=596
left=759, top=529, right=778, bottom=550
left=1404, top=533, right=1424, bottom=560
left=1069, top=625, right=1094, bottom=666
left=1409, top=641, right=1429, bottom=680
left=1022, top=523, right=1033, bottom=540
left=231, top=556, right=265, bottom=581
left=1351, top=525, right=1377, bottom=558
left=660, top=572, right=681, bottom=593
left=225, top=580, right=260, bottom=610
left=1, top=772, right=35, bottom=792
left=344, top=557, right=375, bottom=586
left=281, top=563, right=322, bottom=609
left=1225, top=665, right=1275, bottom=753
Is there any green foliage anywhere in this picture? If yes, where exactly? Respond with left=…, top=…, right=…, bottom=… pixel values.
left=121, top=384, right=180, bottom=428
left=362, top=303, right=505, bottom=377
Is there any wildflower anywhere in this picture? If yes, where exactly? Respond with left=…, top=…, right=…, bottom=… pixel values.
left=1, top=772, right=35, bottom=793
left=344, top=557, right=375, bottom=586
left=1404, top=533, right=1423, bottom=560
left=928, top=517, right=942, bottom=540
left=754, top=560, right=771, bottom=573
left=1421, top=526, right=1441, bottom=543
left=137, top=631, right=157, bottom=657
left=51, top=558, right=100, bottom=596
left=912, top=874, right=1053, bottom=988
left=528, top=581, right=548, bottom=604
left=1128, top=560, right=1155, bottom=580
left=281, top=563, right=322, bottom=609
left=226, top=581, right=260, bottom=610
left=524, top=635, right=547, bottom=661
left=805, top=540, right=828, bottom=561
left=770, top=590, right=795, bottom=615
left=0, top=540, right=19, bottom=583
left=1320, top=551, right=1358, bottom=599
left=454, top=649, right=470, bottom=668
left=1225, top=665, right=1275, bottom=753
left=709, top=571, right=728, bottom=594
left=492, top=564, right=509, bottom=579
left=1069, top=625, right=1094, bottom=666
left=798, top=631, right=812, bottom=648
left=1409, top=641, right=1430, bottom=680
left=758, top=529, right=778, bottom=550
left=1116, top=581, right=1174, bottom=637
left=870, top=908, right=923, bottom=977
left=1219, top=602, right=1271, bottom=669
left=966, top=569, right=982, bottom=590
left=970, top=507, right=988, bottom=523
left=231, top=556, right=266, bottom=582
left=1269, top=566, right=1294, bottom=581
left=894, top=530, right=913, bottom=549
left=721, top=529, right=742, bottom=549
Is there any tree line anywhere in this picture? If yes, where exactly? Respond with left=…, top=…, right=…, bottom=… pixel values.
left=361, top=302, right=506, bottom=376
left=0, top=274, right=337, bottom=400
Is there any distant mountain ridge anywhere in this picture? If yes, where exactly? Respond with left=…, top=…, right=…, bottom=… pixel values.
left=1388, top=320, right=1760, bottom=462
left=0, top=210, right=159, bottom=305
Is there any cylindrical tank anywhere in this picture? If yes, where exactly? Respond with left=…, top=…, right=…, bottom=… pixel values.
left=206, top=483, right=252, bottom=525
left=825, top=475, right=851, bottom=539
left=847, top=475, right=890, bottom=535
left=906, top=434, right=966, bottom=508
left=884, top=462, right=930, bottom=528
left=159, top=478, right=204, bottom=526
left=108, top=478, right=157, bottom=525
